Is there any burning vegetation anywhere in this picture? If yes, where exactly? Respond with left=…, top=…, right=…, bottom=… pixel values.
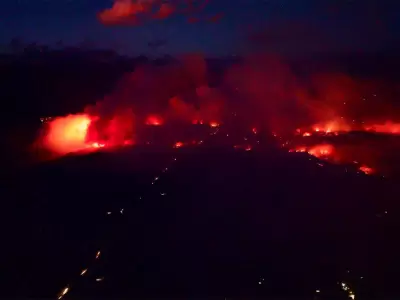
left=34, top=53, right=400, bottom=177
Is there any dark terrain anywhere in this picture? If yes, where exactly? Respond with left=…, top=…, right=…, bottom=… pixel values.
left=1, top=51, right=400, bottom=299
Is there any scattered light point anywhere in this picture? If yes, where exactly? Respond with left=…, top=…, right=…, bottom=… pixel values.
left=80, top=269, right=88, bottom=276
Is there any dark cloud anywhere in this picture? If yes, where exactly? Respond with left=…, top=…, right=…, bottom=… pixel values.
left=247, top=17, right=391, bottom=55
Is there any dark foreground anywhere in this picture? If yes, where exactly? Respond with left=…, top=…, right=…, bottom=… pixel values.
left=2, top=127, right=399, bottom=299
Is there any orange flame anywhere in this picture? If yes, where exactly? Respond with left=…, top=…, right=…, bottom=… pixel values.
left=312, top=119, right=351, bottom=134
left=359, top=165, right=374, bottom=175
left=146, top=115, right=163, bottom=126
left=364, top=121, right=400, bottom=134
left=174, top=141, right=183, bottom=148
left=307, top=144, right=334, bottom=158
left=44, top=114, right=93, bottom=155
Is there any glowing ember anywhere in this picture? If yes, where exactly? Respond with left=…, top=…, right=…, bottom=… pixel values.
left=145, top=115, right=163, bottom=126
left=57, top=286, right=69, bottom=299
left=289, top=147, right=306, bottom=153
left=234, top=144, right=252, bottom=151
left=174, top=142, right=183, bottom=148
left=123, top=140, right=133, bottom=145
left=192, top=119, right=204, bottom=125
left=297, top=119, right=400, bottom=137
left=289, top=144, right=334, bottom=159
left=307, top=144, right=334, bottom=158
left=40, top=116, right=53, bottom=123
left=80, top=269, right=88, bottom=276
left=359, top=165, right=374, bottom=175
left=311, top=119, right=351, bottom=133
left=209, top=121, right=219, bottom=128
left=364, top=121, right=400, bottom=134
left=91, top=142, right=106, bottom=148
left=293, top=119, right=352, bottom=136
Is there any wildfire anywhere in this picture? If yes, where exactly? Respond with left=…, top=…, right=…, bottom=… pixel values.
left=289, top=147, right=306, bottom=153
left=310, top=119, right=350, bottom=134
left=359, top=165, right=374, bottom=175
left=40, top=110, right=138, bottom=156
left=299, top=119, right=400, bottom=136
left=192, top=119, right=204, bottom=125
left=364, top=121, right=400, bottom=134
left=307, top=144, right=334, bottom=158
left=174, top=141, right=184, bottom=148
left=145, top=115, right=163, bottom=126
left=289, top=144, right=334, bottom=161
left=287, top=135, right=383, bottom=176
left=91, top=142, right=106, bottom=148
left=44, top=114, right=94, bottom=155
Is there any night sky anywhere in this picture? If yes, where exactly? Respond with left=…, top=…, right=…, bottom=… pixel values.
left=0, top=0, right=399, bottom=56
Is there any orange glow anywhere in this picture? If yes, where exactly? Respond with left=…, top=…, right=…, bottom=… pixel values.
left=364, top=121, right=400, bottom=134
left=359, top=165, right=374, bottom=175
left=174, top=142, right=183, bottom=148
left=146, top=115, right=163, bottom=126
left=44, top=114, right=93, bottom=155
left=192, top=119, right=204, bottom=125
left=311, top=119, right=351, bottom=134
left=209, top=121, right=219, bottom=128
left=289, top=147, right=306, bottom=153
left=91, top=142, right=106, bottom=148
left=298, top=119, right=400, bottom=137
left=307, top=144, right=334, bottom=158
left=41, top=111, right=135, bottom=156
left=289, top=144, right=334, bottom=158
